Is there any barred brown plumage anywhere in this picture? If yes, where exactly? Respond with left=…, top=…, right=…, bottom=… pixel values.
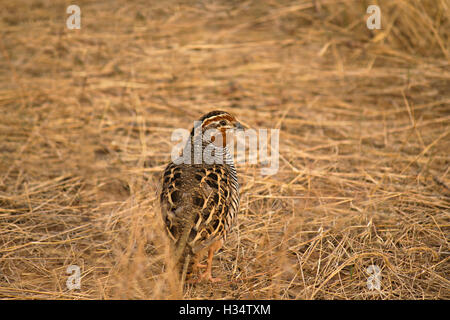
left=160, top=110, right=243, bottom=283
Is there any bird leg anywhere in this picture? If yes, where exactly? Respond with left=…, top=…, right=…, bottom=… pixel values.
left=186, top=239, right=223, bottom=283
left=191, top=251, right=207, bottom=274
left=198, top=239, right=223, bottom=282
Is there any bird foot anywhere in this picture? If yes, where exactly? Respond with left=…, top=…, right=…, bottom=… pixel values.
left=186, top=271, right=221, bottom=283
left=191, top=263, right=207, bottom=274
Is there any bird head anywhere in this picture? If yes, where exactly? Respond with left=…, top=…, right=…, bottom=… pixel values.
left=191, top=110, right=244, bottom=147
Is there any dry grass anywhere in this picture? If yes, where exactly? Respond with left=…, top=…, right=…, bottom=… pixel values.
left=0, top=0, right=449, bottom=299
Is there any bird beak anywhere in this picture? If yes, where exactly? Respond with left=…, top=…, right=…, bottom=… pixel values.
left=235, top=122, right=244, bottom=130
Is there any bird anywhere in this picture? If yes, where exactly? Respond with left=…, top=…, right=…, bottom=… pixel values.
left=159, top=110, right=243, bottom=283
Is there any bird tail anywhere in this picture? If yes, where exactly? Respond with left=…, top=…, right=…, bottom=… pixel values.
left=172, top=204, right=197, bottom=283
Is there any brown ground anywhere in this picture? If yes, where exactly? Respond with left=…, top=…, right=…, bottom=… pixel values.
left=0, top=0, right=449, bottom=299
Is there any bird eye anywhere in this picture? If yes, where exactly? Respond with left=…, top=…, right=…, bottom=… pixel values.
left=219, top=120, right=227, bottom=126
